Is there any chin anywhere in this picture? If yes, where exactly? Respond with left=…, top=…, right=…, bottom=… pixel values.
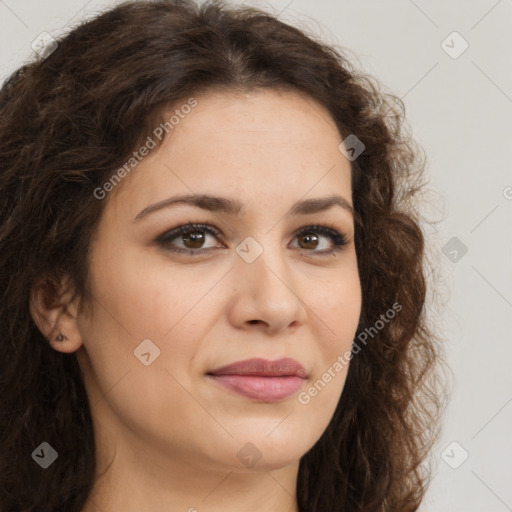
left=233, top=436, right=310, bottom=471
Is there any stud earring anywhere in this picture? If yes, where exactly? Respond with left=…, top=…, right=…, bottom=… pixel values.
left=55, top=333, right=65, bottom=341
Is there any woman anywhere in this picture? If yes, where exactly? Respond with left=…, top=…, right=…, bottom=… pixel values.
left=0, top=1, right=443, bottom=510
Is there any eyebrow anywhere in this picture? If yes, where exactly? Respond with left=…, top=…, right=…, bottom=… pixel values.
left=133, top=193, right=354, bottom=221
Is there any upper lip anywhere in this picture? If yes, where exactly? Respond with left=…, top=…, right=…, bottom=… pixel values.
left=207, top=357, right=308, bottom=378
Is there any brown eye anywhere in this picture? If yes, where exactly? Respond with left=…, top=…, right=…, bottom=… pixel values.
left=292, top=225, right=349, bottom=255
left=157, top=223, right=224, bottom=254
left=297, top=232, right=320, bottom=250
left=181, top=231, right=206, bottom=249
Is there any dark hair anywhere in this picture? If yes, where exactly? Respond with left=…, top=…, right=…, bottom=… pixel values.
left=0, top=1, right=444, bottom=510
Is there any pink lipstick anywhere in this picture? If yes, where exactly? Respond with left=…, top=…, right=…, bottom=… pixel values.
left=206, top=357, right=307, bottom=402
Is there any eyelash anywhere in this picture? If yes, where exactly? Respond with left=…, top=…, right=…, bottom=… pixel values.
left=156, top=221, right=349, bottom=256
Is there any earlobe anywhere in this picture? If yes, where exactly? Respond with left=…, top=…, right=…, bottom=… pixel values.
left=29, top=276, right=84, bottom=354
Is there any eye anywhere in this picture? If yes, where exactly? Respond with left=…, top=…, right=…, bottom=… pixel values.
left=156, top=222, right=349, bottom=256
left=156, top=222, right=225, bottom=254
left=291, top=224, right=349, bottom=254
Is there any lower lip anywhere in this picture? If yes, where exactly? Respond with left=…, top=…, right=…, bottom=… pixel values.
left=207, top=375, right=305, bottom=402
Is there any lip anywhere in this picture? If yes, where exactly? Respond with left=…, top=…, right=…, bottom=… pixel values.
left=206, top=358, right=308, bottom=402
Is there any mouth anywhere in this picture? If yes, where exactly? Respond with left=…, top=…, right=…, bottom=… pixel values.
left=206, top=357, right=308, bottom=402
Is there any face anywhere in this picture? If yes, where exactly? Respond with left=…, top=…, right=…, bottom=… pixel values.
left=74, top=89, right=362, bottom=474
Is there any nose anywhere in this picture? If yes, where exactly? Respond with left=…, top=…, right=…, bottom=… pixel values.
left=226, top=244, right=309, bottom=335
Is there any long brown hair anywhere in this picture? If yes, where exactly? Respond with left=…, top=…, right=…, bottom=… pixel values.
left=0, top=1, right=444, bottom=510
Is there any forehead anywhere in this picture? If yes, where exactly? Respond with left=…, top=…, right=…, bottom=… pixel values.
left=172, top=88, right=343, bottom=148
left=107, top=89, right=353, bottom=219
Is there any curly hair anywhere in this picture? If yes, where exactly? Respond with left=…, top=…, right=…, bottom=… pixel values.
left=0, top=1, right=444, bottom=510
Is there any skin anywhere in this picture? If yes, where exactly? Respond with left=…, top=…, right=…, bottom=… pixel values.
left=30, top=89, right=362, bottom=512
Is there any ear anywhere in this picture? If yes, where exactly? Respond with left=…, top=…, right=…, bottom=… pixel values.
left=29, top=275, right=84, bottom=354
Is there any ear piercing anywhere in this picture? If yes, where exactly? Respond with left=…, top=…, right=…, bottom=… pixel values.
left=55, top=333, right=65, bottom=341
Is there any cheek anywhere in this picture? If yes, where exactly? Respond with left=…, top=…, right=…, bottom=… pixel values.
left=305, top=270, right=361, bottom=412
left=297, top=278, right=360, bottom=430
left=81, top=246, right=229, bottom=406
left=310, top=269, right=362, bottom=350
left=87, top=241, right=223, bottom=340
left=77, top=261, right=208, bottom=446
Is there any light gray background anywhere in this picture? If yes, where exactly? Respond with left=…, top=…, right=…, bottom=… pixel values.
left=1, top=1, right=511, bottom=510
